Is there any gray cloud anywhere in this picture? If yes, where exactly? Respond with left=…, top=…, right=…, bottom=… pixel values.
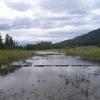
left=6, top=1, right=31, bottom=11
left=39, top=0, right=93, bottom=14
left=0, top=19, right=13, bottom=30
left=1, top=0, right=100, bottom=30
left=0, top=16, right=84, bottom=30
left=0, top=13, right=100, bottom=31
left=13, top=17, right=33, bottom=29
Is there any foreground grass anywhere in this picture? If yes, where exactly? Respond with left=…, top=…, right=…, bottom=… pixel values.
left=0, top=50, right=34, bottom=65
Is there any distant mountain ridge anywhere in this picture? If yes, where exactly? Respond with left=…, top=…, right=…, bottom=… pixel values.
left=56, top=28, right=100, bottom=47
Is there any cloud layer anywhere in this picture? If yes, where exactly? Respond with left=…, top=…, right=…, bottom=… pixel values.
left=0, top=0, right=100, bottom=42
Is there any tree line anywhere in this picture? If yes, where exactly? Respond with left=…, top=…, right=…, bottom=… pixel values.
left=0, top=34, right=61, bottom=50
left=26, top=42, right=62, bottom=50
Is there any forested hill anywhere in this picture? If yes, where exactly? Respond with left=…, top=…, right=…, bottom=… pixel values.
left=56, top=28, right=100, bottom=47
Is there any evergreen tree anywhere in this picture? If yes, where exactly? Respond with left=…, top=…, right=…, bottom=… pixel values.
left=5, top=34, right=10, bottom=46
left=4, top=34, right=15, bottom=49
left=0, top=33, right=3, bottom=49
left=9, top=37, right=14, bottom=48
left=0, top=33, right=20, bottom=49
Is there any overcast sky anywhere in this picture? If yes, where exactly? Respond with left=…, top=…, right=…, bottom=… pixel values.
left=0, top=0, right=100, bottom=43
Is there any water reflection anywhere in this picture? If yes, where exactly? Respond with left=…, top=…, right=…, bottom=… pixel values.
left=0, top=65, right=21, bottom=76
left=0, top=51, right=100, bottom=100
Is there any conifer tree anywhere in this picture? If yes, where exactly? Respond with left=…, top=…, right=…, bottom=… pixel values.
left=0, top=33, right=3, bottom=49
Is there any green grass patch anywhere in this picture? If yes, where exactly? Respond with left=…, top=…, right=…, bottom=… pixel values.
left=65, top=46, right=100, bottom=60
left=54, top=46, right=100, bottom=61
left=0, top=50, right=34, bottom=64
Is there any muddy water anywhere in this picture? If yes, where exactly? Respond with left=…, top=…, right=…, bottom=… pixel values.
left=0, top=51, right=100, bottom=100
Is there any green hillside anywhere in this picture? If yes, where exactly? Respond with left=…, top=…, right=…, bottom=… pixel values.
left=56, top=28, right=100, bottom=47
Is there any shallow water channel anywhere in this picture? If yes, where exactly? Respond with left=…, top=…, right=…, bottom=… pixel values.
left=0, top=51, right=100, bottom=100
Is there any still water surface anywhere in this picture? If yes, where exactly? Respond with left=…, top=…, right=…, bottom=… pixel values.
left=0, top=51, right=100, bottom=100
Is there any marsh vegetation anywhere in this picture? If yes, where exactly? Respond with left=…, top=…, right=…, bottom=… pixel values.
left=0, top=50, right=34, bottom=64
